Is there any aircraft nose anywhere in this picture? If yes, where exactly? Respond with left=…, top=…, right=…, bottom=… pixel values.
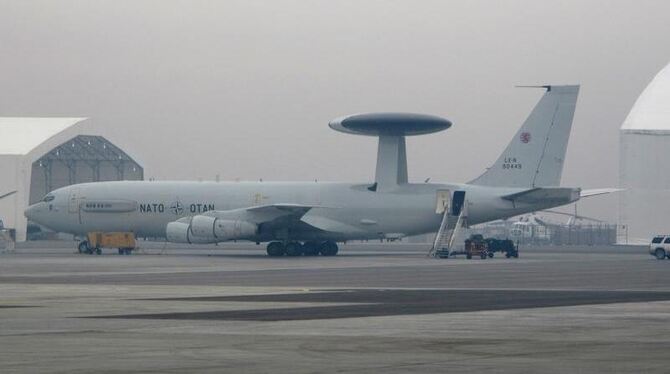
left=24, top=204, right=40, bottom=221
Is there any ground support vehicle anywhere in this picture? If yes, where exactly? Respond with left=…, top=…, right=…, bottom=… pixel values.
left=78, top=232, right=136, bottom=255
left=465, top=234, right=489, bottom=260
left=436, top=235, right=518, bottom=260
left=485, top=238, right=519, bottom=258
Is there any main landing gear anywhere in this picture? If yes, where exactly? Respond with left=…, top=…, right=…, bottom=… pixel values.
left=266, top=241, right=339, bottom=257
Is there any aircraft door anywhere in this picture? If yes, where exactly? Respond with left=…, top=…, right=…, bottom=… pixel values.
left=435, top=190, right=450, bottom=214
left=68, top=188, right=79, bottom=214
left=451, top=190, right=466, bottom=216
left=67, top=187, right=83, bottom=224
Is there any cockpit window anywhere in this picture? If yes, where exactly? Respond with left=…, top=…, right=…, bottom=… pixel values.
left=42, top=194, right=55, bottom=202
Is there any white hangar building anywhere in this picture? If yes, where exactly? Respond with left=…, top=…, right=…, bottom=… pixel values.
left=0, top=118, right=143, bottom=241
left=620, top=62, right=670, bottom=243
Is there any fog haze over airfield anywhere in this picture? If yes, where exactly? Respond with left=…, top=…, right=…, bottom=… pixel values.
left=1, top=0, right=669, bottom=220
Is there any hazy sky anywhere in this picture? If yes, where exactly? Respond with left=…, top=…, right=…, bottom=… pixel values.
left=1, top=0, right=669, bottom=220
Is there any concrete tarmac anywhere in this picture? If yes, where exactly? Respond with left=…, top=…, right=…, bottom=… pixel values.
left=1, top=243, right=669, bottom=373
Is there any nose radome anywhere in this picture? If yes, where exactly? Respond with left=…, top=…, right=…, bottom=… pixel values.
left=24, top=204, right=38, bottom=221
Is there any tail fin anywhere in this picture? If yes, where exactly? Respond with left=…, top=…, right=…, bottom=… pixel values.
left=470, top=85, right=579, bottom=187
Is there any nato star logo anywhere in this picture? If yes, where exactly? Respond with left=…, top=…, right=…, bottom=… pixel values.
left=170, top=200, right=184, bottom=216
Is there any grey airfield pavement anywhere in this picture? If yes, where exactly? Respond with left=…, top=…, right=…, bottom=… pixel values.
left=1, top=242, right=670, bottom=373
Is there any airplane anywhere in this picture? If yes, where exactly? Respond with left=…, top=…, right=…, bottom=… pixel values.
left=24, top=85, right=614, bottom=256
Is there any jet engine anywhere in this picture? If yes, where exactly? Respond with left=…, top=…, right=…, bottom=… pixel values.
left=165, top=219, right=214, bottom=244
left=166, top=215, right=257, bottom=244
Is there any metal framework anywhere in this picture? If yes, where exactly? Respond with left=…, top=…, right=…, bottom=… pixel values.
left=31, top=135, right=143, bottom=202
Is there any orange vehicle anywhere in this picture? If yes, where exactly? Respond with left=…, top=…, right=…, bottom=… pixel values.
left=80, top=232, right=136, bottom=255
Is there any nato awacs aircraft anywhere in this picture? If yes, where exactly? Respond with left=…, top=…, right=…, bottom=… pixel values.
left=25, top=85, right=613, bottom=256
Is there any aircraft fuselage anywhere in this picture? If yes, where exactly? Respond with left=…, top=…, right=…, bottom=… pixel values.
left=25, top=180, right=575, bottom=242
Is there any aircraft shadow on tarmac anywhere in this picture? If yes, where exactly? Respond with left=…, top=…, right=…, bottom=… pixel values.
left=87, top=289, right=670, bottom=321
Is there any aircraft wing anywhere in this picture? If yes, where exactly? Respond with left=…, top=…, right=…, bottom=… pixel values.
left=299, top=210, right=365, bottom=234
left=580, top=188, right=623, bottom=198
left=198, top=203, right=360, bottom=235
left=204, top=203, right=329, bottom=225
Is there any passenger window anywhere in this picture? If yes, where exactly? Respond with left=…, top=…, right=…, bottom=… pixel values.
left=663, top=237, right=670, bottom=244
left=43, top=194, right=55, bottom=202
left=652, top=237, right=664, bottom=244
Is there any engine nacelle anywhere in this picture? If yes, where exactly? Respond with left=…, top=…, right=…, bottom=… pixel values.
left=190, top=215, right=217, bottom=239
left=213, top=219, right=257, bottom=240
left=166, top=218, right=216, bottom=244
left=167, top=216, right=258, bottom=244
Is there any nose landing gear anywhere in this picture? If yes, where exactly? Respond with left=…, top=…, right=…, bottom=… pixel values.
left=77, top=241, right=88, bottom=254
left=77, top=240, right=101, bottom=255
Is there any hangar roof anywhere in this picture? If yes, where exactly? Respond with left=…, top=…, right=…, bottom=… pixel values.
left=622, top=62, right=670, bottom=133
left=0, top=117, right=87, bottom=155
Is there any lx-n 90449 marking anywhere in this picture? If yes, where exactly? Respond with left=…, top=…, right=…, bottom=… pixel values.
left=25, top=85, right=614, bottom=256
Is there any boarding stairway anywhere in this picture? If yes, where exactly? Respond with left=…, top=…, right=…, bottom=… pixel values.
left=428, top=191, right=467, bottom=258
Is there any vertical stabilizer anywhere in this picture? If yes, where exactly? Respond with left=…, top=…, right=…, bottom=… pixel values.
left=470, top=85, right=579, bottom=187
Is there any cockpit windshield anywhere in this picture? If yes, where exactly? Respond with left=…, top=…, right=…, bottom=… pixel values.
left=42, top=194, right=55, bottom=203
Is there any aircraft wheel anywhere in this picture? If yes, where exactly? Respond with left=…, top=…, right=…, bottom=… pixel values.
left=266, top=241, right=285, bottom=257
left=480, top=253, right=487, bottom=259
left=319, top=241, right=338, bottom=256
left=302, top=241, right=319, bottom=256
left=95, top=248, right=102, bottom=255
left=78, top=241, right=89, bottom=254
left=285, top=242, right=303, bottom=257
left=488, top=252, right=494, bottom=258
left=655, top=248, right=666, bottom=260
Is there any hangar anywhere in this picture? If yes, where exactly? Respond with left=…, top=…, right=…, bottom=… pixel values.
left=0, top=118, right=143, bottom=241
left=619, top=62, right=670, bottom=243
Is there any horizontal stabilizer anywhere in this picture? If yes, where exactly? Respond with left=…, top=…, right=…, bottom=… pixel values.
left=502, top=187, right=580, bottom=204
left=580, top=188, right=623, bottom=198
left=542, top=210, right=605, bottom=222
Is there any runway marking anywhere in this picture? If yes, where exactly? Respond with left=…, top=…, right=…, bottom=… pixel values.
left=86, top=289, right=670, bottom=321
